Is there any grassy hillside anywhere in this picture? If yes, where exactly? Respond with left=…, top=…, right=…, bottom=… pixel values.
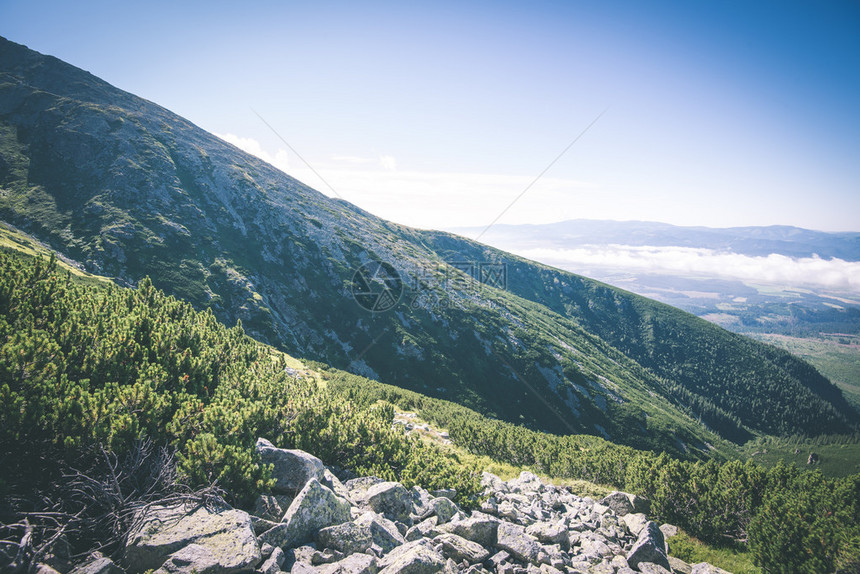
left=0, top=36, right=856, bottom=457
left=0, top=252, right=857, bottom=573
left=749, top=333, right=860, bottom=410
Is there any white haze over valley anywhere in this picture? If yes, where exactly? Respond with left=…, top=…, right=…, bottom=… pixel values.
left=512, top=245, right=860, bottom=295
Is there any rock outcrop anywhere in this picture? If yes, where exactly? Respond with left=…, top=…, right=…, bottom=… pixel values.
left=116, top=442, right=732, bottom=574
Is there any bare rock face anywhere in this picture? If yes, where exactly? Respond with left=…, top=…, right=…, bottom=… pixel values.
left=124, top=502, right=260, bottom=574
left=626, top=521, right=671, bottom=571
left=259, top=478, right=352, bottom=549
left=377, top=540, right=445, bottom=574
left=256, top=438, right=326, bottom=495
left=364, top=482, right=414, bottom=523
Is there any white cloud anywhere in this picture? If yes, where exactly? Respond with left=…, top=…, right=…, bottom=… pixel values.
left=215, top=133, right=292, bottom=173
left=379, top=155, right=397, bottom=171
left=509, top=245, right=860, bottom=293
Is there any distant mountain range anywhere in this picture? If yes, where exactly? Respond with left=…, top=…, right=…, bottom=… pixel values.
left=453, top=220, right=860, bottom=261
left=1, top=36, right=857, bottom=453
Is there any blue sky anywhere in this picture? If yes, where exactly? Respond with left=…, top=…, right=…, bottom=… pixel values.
left=2, top=0, right=859, bottom=231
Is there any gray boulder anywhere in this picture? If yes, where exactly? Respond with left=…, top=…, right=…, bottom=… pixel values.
left=346, top=477, right=386, bottom=504
left=495, top=522, right=541, bottom=564
left=660, top=524, right=679, bottom=540
left=377, top=540, right=446, bottom=574
left=637, top=563, right=673, bottom=574
left=598, top=492, right=635, bottom=517
left=256, top=439, right=325, bottom=495
left=433, top=533, right=490, bottom=564
left=260, top=479, right=352, bottom=549
left=69, top=556, right=123, bottom=574
left=322, top=469, right=355, bottom=503
left=525, top=521, right=568, bottom=549
left=317, top=521, right=374, bottom=555
left=291, top=563, right=319, bottom=574
left=621, top=513, right=649, bottom=537
left=439, top=512, right=500, bottom=547
left=259, top=547, right=286, bottom=574
left=430, top=489, right=457, bottom=500
left=668, top=556, right=693, bottom=574
left=626, top=522, right=670, bottom=571
left=254, top=494, right=295, bottom=522
left=690, top=564, right=732, bottom=574
left=124, top=502, right=260, bottom=574
left=365, top=482, right=413, bottom=523
left=420, top=496, right=460, bottom=524
left=354, top=512, right=406, bottom=554
left=319, top=553, right=378, bottom=574
left=404, top=517, right=438, bottom=542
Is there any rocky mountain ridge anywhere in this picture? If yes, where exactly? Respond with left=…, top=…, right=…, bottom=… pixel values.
left=1, top=35, right=857, bottom=453
left=53, top=441, right=729, bottom=574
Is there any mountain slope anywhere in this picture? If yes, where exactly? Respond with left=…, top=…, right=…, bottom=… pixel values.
left=1, top=36, right=856, bottom=451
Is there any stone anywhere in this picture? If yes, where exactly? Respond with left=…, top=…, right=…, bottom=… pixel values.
left=488, top=550, right=510, bottom=569
left=377, top=540, right=446, bottom=574
left=621, top=513, right=649, bottom=538
left=422, top=496, right=460, bottom=524
left=285, top=546, right=318, bottom=571
left=124, top=502, right=260, bottom=574
left=439, top=512, right=500, bottom=547
left=637, top=563, right=673, bottom=574
left=668, top=556, right=693, bottom=574
left=34, top=565, right=62, bottom=574
left=355, top=512, right=406, bottom=555
left=312, top=549, right=346, bottom=565
left=525, top=521, right=568, bottom=549
left=495, top=522, right=541, bottom=565
left=253, top=516, right=282, bottom=536
left=256, top=439, right=325, bottom=495
left=254, top=494, right=295, bottom=522
left=322, top=469, right=355, bottom=503
left=259, top=479, right=352, bottom=549
left=433, top=533, right=490, bottom=564
left=410, top=486, right=434, bottom=514
left=404, top=517, right=438, bottom=542
left=598, top=492, right=635, bottom=517
left=365, top=482, right=415, bottom=523
left=480, top=472, right=506, bottom=492
left=431, top=489, right=457, bottom=500
left=579, top=538, right=612, bottom=561
left=317, top=521, right=374, bottom=555
left=626, top=522, right=670, bottom=572
left=259, top=547, right=286, bottom=574
left=319, top=553, right=378, bottom=574
left=346, top=477, right=386, bottom=504
left=69, top=556, right=123, bottom=574
left=509, top=472, right=542, bottom=494
left=538, top=565, right=563, bottom=574
left=690, top=564, right=732, bottom=574
left=291, top=563, right=319, bottom=574
left=659, top=524, right=679, bottom=540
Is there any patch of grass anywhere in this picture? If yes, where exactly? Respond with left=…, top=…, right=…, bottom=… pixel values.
left=667, top=530, right=761, bottom=574
left=390, top=408, right=612, bottom=498
left=743, top=436, right=860, bottom=477
left=0, top=222, right=112, bottom=287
